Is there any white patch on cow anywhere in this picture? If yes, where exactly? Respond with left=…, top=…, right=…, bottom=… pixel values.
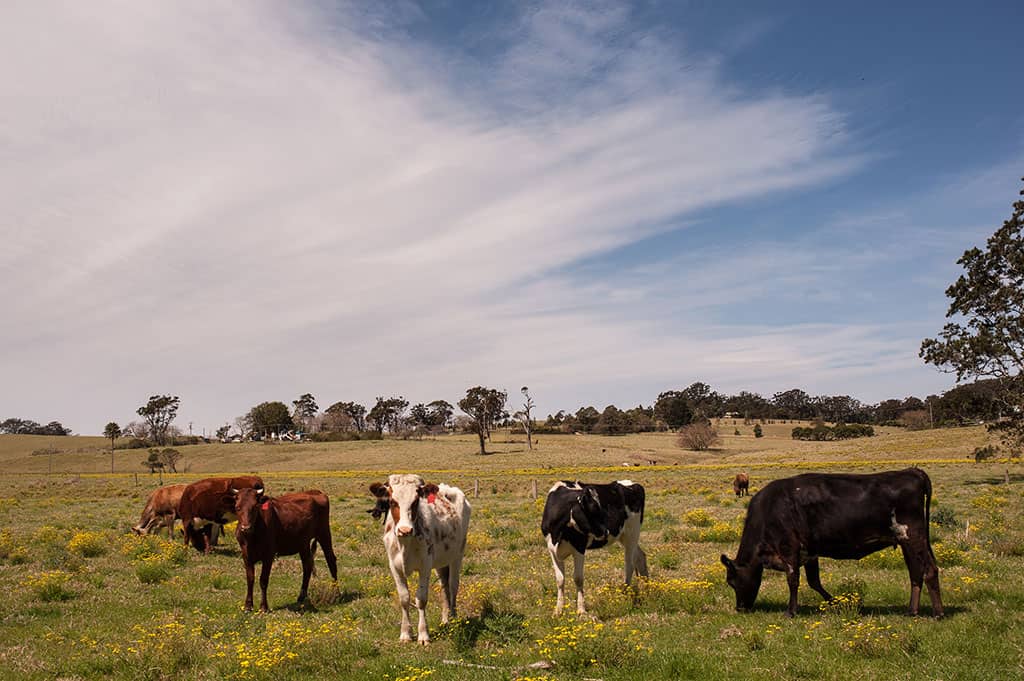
left=617, top=479, right=635, bottom=486
left=890, top=511, right=909, bottom=540
left=567, top=509, right=580, bottom=531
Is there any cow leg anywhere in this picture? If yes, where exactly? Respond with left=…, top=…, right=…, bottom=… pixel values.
left=298, top=546, right=313, bottom=604
left=572, top=551, right=587, bottom=615
left=447, top=556, right=462, bottom=620
left=804, top=559, right=832, bottom=602
left=258, top=559, right=273, bottom=613
left=923, top=545, right=944, bottom=618
left=785, top=563, right=800, bottom=617
left=389, top=564, right=414, bottom=642
left=415, top=566, right=431, bottom=645
left=318, top=529, right=339, bottom=582
left=243, top=559, right=256, bottom=611
left=547, top=537, right=568, bottom=615
left=436, top=565, right=452, bottom=623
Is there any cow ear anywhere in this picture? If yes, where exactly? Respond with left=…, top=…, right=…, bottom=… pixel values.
left=720, top=554, right=734, bottom=569
left=229, top=488, right=239, bottom=495
left=369, top=482, right=388, bottom=498
left=254, top=485, right=264, bottom=495
left=419, top=483, right=439, bottom=498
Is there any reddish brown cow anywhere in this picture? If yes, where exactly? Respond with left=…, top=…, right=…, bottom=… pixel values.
left=233, top=487, right=338, bottom=612
left=733, top=473, right=750, bottom=497
left=132, top=484, right=187, bottom=538
left=178, top=476, right=264, bottom=553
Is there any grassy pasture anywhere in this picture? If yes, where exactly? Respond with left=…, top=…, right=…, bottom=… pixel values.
left=1, top=427, right=1022, bottom=680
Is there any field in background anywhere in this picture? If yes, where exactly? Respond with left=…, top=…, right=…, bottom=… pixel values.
left=0, top=421, right=989, bottom=476
left=1, top=426, right=1022, bottom=680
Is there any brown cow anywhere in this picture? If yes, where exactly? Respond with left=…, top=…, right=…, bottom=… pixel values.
left=178, top=476, right=264, bottom=553
left=132, top=484, right=187, bottom=538
left=733, top=473, right=750, bottom=497
left=233, top=487, right=338, bottom=612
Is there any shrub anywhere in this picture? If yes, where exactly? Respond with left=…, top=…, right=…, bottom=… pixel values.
left=683, top=508, right=714, bottom=527
left=753, top=424, right=763, bottom=438
left=734, top=428, right=741, bottom=436
left=972, top=444, right=999, bottom=462
left=136, top=558, right=173, bottom=584
left=932, top=506, right=961, bottom=528
left=677, top=423, right=720, bottom=451
left=22, top=570, right=74, bottom=601
left=67, top=531, right=108, bottom=557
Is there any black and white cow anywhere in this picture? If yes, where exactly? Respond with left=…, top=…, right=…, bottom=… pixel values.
left=721, top=467, right=943, bottom=617
left=541, top=480, right=648, bottom=615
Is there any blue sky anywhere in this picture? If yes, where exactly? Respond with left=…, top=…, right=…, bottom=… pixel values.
left=1, top=1, right=1022, bottom=434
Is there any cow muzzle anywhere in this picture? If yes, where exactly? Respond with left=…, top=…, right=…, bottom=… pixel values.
left=395, top=524, right=414, bottom=537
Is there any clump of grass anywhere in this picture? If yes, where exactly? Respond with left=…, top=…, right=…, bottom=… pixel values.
left=860, top=547, right=906, bottom=570
left=135, top=558, right=173, bottom=584
left=682, top=522, right=740, bottom=543
left=532, top=616, right=650, bottom=673
left=655, top=551, right=681, bottom=570
left=683, top=508, right=713, bottom=527
left=67, top=530, right=108, bottom=557
left=22, top=570, right=74, bottom=601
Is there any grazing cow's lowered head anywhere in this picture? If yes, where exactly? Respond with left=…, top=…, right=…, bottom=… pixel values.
left=720, top=555, right=764, bottom=612
left=232, top=487, right=268, bottom=536
left=369, top=474, right=439, bottom=538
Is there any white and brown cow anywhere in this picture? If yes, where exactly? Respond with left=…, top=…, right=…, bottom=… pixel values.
left=542, top=480, right=648, bottom=615
left=132, top=484, right=187, bottom=538
left=368, top=474, right=471, bottom=644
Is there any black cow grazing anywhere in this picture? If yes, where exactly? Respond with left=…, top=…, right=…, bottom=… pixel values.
left=720, top=468, right=943, bottom=618
left=233, top=487, right=338, bottom=612
left=542, top=480, right=648, bottom=615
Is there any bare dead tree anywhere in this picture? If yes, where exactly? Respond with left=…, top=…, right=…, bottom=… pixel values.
left=517, top=386, right=535, bottom=451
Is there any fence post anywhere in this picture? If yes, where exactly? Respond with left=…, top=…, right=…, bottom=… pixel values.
left=531, top=479, right=537, bottom=500
left=474, top=479, right=479, bottom=498
left=134, top=473, right=138, bottom=487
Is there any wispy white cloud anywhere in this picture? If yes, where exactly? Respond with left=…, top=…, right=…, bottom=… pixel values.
left=1, top=1, right=883, bottom=432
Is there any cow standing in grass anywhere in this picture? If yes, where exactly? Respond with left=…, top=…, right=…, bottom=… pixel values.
left=542, top=480, right=648, bottom=615
left=369, top=474, right=470, bottom=644
left=232, top=487, right=338, bottom=612
left=178, top=475, right=264, bottom=553
left=733, top=473, right=750, bottom=497
left=132, top=484, right=186, bottom=538
left=721, top=467, right=943, bottom=617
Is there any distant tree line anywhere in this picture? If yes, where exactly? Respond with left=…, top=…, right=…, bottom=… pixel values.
left=0, top=418, right=72, bottom=436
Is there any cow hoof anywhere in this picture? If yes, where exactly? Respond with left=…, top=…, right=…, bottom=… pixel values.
left=418, top=639, right=430, bottom=646
left=399, top=635, right=412, bottom=643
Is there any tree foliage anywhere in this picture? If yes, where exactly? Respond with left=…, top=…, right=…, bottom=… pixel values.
left=367, top=396, right=409, bottom=435
left=653, top=391, right=693, bottom=429
left=136, top=395, right=180, bottom=446
left=921, top=179, right=1024, bottom=450
left=325, top=401, right=366, bottom=432
left=246, top=401, right=293, bottom=435
left=0, top=418, right=71, bottom=435
left=458, top=386, right=507, bottom=455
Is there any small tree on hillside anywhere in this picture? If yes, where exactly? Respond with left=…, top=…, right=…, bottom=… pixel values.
left=677, top=422, right=721, bottom=451
left=753, top=423, right=763, bottom=438
left=516, top=387, right=535, bottom=449
left=247, top=401, right=293, bottom=437
left=292, top=393, right=319, bottom=432
left=459, top=386, right=508, bottom=455
left=136, top=395, right=180, bottom=446
left=103, top=422, right=121, bottom=473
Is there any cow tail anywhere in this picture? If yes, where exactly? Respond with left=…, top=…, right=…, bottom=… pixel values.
left=922, top=470, right=937, bottom=561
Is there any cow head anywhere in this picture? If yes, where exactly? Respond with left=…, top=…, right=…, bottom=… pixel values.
left=369, top=474, right=439, bottom=538
left=720, top=554, right=764, bottom=612
left=232, top=487, right=268, bottom=536
left=572, top=487, right=608, bottom=540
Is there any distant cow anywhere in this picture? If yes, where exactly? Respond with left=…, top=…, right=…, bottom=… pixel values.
left=542, top=480, right=648, bottom=615
left=733, top=473, right=750, bottom=497
left=232, top=487, right=338, bottom=612
left=132, top=484, right=186, bottom=538
left=721, top=468, right=943, bottom=617
left=178, top=476, right=265, bottom=553
left=369, top=474, right=471, bottom=644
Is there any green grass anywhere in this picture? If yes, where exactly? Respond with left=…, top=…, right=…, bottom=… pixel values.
left=0, top=430, right=1021, bottom=679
